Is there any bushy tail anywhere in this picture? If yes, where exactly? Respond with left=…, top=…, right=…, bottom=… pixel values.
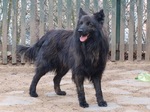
left=17, top=45, right=38, bottom=61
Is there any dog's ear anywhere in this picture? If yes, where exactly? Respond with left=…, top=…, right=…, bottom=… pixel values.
left=79, top=8, right=87, bottom=19
left=94, top=9, right=105, bottom=24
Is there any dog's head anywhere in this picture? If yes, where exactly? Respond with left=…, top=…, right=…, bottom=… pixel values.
left=76, top=8, right=105, bottom=42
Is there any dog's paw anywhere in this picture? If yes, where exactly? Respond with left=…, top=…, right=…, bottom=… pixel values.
left=56, top=91, right=66, bottom=96
left=80, top=102, right=89, bottom=108
left=29, top=92, right=38, bottom=97
left=98, top=101, right=107, bottom=107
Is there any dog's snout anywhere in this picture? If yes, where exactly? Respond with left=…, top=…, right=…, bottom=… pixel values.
left=78, top=28, right=83, bottom=33
left=78, top=28, right=88, bottom=36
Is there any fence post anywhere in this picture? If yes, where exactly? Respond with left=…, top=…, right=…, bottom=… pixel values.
left=20, top=0, right=26, bottom=63
left=103, top=0, right=109, bottom=34
left=111, top=0, right=117, bottom=61
left=2, top=0, right=8, bottom=64
left=85, top=0, right=90, bottom=13
left=12, top=0, right=18, bottom=64
left=48, top=0, right=53, bottom=30
left=120, top=0, right=126, bottom=61
left=57, top=0, right=62, bottom=28
left=128, top=0, right=135, bottom=61
left=93, top=0, right=98, bottom=12
left=39, top=0, right=45, bottom=38
left=146, top=0, right=150, bottom=61
left=116, top=0, right=121, bottom=60
left=30, top=0, right=37, bottom=45
left=137, top=0, right=143, bottom=61
left=76, top=0, right=81, bottom=18
left=66, top=0, right=72, bottom=29
left=110, top=0, right=121, bottom=61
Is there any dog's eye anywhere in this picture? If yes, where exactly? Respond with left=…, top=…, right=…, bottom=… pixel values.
left=87, top=22, right=90, bottom=25
left=87, top=22, right=93, bottom=26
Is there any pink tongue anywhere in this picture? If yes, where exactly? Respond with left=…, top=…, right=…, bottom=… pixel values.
left=80, top=36, right=88, bottom=42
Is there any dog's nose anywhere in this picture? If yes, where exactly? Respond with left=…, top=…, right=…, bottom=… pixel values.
left=78, top=28, right=83, bottom=33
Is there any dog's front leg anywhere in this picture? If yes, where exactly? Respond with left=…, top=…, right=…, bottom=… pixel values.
left=92, top=76, right=107, bottom=107
left=73, top=75, right=89, bottom=108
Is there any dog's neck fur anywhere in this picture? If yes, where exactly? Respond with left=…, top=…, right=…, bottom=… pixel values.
left=79, top=37, right=100, bottom=67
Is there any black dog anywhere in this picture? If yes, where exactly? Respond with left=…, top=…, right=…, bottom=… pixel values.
left=18, top=8, right=109, bottom=108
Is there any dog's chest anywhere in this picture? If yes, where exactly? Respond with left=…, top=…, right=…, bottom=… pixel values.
left=81, top=44, right=100, bottom=67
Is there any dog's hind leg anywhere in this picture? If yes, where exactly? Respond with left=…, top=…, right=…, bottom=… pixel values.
left=53, top=67, right=69, bottom=95
left=73, top=74, right=89, bottom=108
left=29, top=65, right=50, bottom=97
left=92, top=76, right=107, bottom=107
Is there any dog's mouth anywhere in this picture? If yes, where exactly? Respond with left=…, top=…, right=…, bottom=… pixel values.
left=80, top=34, right=89, bottom=42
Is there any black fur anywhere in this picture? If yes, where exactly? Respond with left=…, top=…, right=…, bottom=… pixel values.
left=17, top=8, right=109, bottom=108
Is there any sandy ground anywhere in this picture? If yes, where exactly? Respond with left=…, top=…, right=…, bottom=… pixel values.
left=0, top=61, right=150, bottom=112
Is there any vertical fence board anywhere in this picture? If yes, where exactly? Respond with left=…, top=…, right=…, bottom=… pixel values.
left=66, top=0, right=72, bottom=29
left=75, top=0, right=81, bottom=27
left=111, top=0, right=117, bottom=61
left=85, top=0, right=90, bottom=13
left=2, top=0, right=8, bottom=64
left=128, top=0, right=135, bottom=61
left=12, top=0, right=17, bottom=64
left=39, top=0, right=45, bottom=38
left=76, top=0, right=81, bottom=20
left=119, top=0, right=126, bottom=61
left=137, top=0, right=143, bottom=61
left=76, top=0, right=81, bottom=16
left=116, top=0, right=121, bottom=60
left=30, top=0, right=37, bottom=45
left=103, top=0, right=109, bottom=38
left=93, top=0, right=98, bottom=12
left=146, top=0, right=150, bottom=60
left=20, top=0, right=26, bottom=63
left=48, top=0, right=53, bottom=29
left=57, top=0, right=62, bottom=28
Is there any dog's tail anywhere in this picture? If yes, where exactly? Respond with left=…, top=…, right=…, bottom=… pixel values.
left=17, top=45, right=39, bottom=61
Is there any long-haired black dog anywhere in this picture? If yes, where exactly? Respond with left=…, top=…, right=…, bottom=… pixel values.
left=18, top=8, right=109, bottom=108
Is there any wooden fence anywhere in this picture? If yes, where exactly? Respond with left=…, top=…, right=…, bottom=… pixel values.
left=0, top=0, right=150, bottom=64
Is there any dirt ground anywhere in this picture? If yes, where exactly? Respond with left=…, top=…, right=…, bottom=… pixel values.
left=0, top=61, right=150, bottom=112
